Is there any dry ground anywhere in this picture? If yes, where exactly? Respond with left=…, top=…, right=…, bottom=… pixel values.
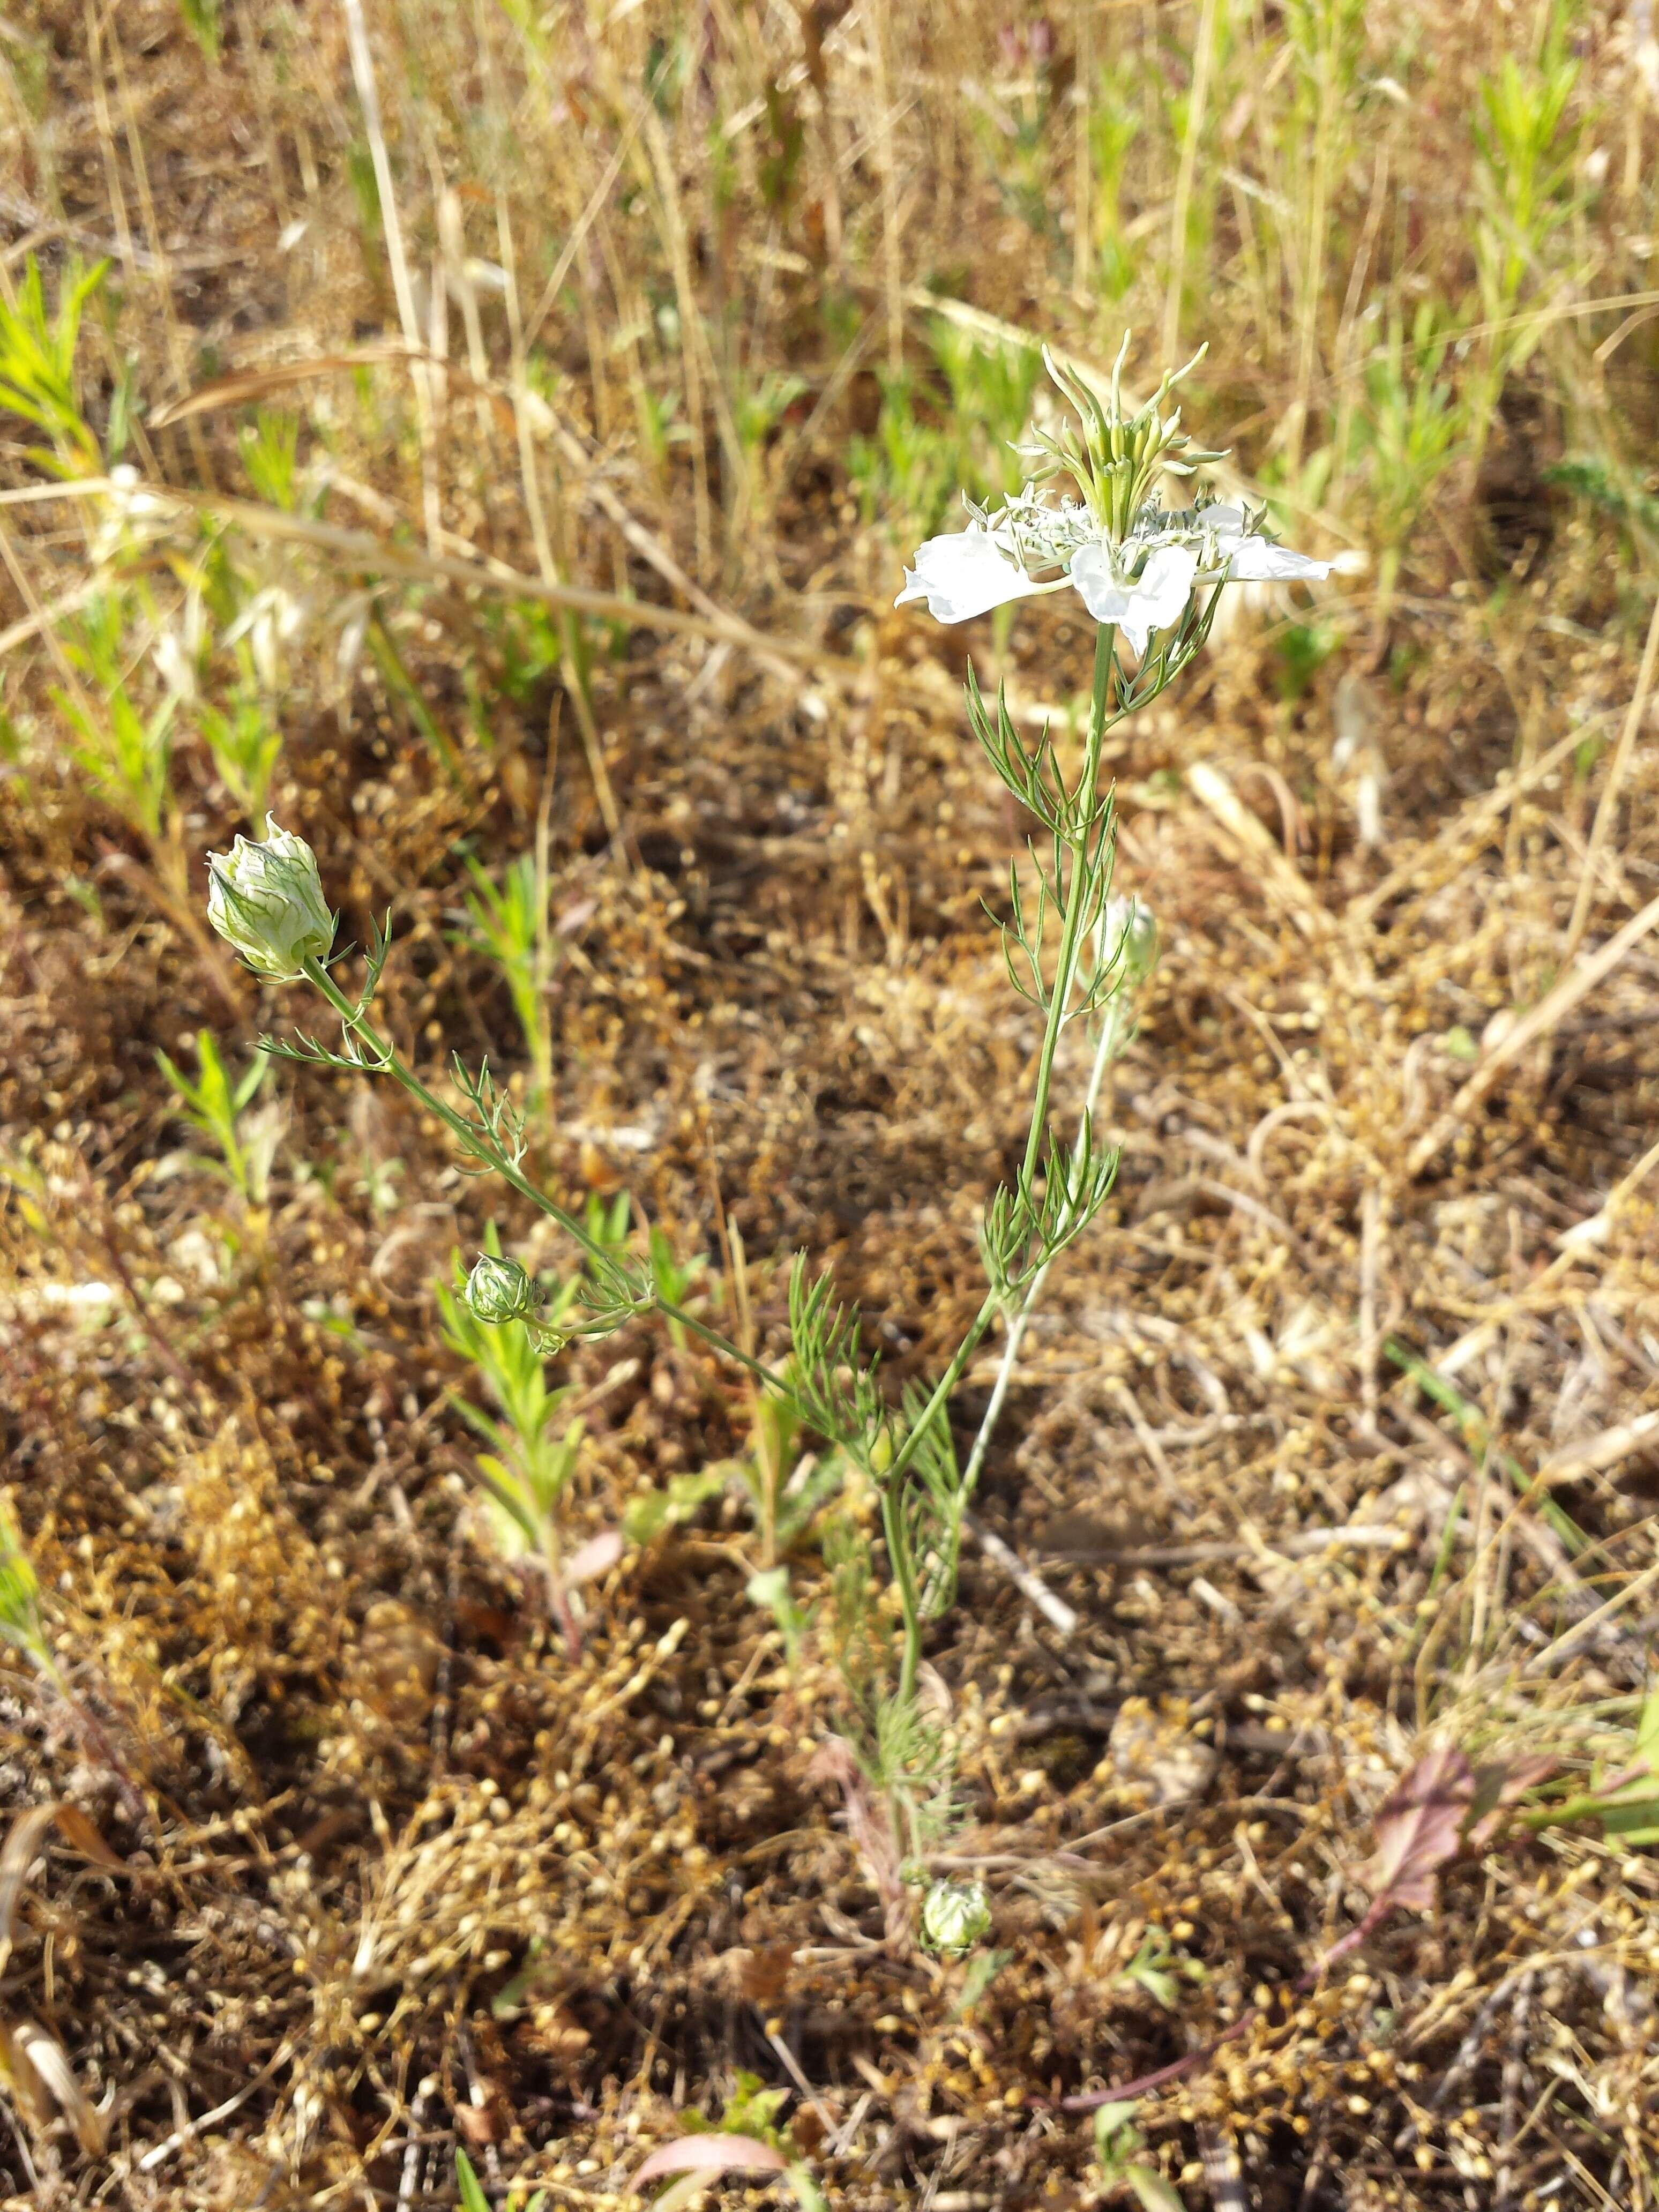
left=1, top=3, right=1657, bottom=2208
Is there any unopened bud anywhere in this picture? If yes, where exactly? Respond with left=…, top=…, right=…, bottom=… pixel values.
left=206, top=816, right=334, bottom=981
left=920, top=1878, right=992, bottom=1957
left=464, top=1252, right=539, bottom=1326
left=1105, top=895, right=1157, bottom=985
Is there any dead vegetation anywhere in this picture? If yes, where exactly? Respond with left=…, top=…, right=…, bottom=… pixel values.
left=1, top=0, right=1657, bottom=2206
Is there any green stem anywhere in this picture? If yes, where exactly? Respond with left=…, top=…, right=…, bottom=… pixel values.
left=1018, top=623, right=1115, bottom=1189
left=960, top=956, right=1131, bottom=1506
left=881, top=1480, right=924, bottom=1717
left=300, top=958, right=790, bottom=1403
left=879, top=1285, right=1004, bottom=1713
left=880, top=622, right=1118, bottom=1709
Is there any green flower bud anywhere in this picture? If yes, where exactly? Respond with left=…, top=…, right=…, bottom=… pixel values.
left=464, top=1251, right=538, bottom=1326
left=920, top=1878, right=992, bottom=1957
left=206, top=815, right=334, bottom=982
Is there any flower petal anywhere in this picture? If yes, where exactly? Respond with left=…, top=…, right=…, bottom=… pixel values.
left=895, top=530, right=1038, bottom=623
left=1067, top=542, right=1132, bottom=626
left=1130, top=544, right=1199, bottom=640
left=1224, top=536, right=1331, bottom=582
left=1072, top=542, right=1197, bottom=654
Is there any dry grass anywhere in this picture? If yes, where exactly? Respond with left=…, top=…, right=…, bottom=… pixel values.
left=1, top=0, right=1658, bottom=2206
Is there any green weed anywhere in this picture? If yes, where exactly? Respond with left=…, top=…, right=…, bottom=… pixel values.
left=0, top=254, right=107, bottom=478
left=156, top=1030, right=282, bottom=1208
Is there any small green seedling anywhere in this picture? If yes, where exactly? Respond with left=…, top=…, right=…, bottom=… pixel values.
left=739, top=1382, right=845, bottom=1559
left=0, top=253, right=107, bottom=478
left=1352, top=305, right=1464, bottom=631
left=633, top=2073, right=828, bottom=2212
left=647, top=1220, right=713, bottom=1349
left=1515, top=1686, right=1659, bottom=1850
left=1090, top=2102, right=1184, bottom=2212
left=581, top=1194, right=717, bottom=1347
left=156, top=1030, right=282, bottom=1207
left=0, top=1506, right=61, bottom=1691
left=456, top=2146, right=545, bottom=2212
left=0, top=1504, right=147, bottom=1821
left=197, top=690, right=283, bottom=824
left=848, top=318, right=1040, bottom=542
left=1468, top=27, right=1580, bottom=463
left=455, top=847, right=560, bottom=1114
left=1588, top=1686, right=1659, bottom=1848
left=437, top=1228, right=585, bottom=1558
left=437, top=1231, right=632, bottom=1653
left=582, top=1188, right=632, bottom=1253
left=177, top=0, right=224, bottom=64
left=55, top=594, right=177, bottom=853
left=1116, top=1926, right=1205, bottom=2011
left=623, top=1363, right=842, bottom=1572
left=237, top=409, right=301, bottom=510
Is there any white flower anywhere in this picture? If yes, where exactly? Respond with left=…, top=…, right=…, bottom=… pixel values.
left=1224, top=537, right=1329, bottom=580
left=1070, top=542, right=1199, bottom=655
left=206, top=816, right=334, bottom=982
left=895, top=528, right=1041, bottom=624
left=335, top=591, right=375, bottom=690
left=898, top=504, right=1328, bottom=652
left=152, top=627, right=196, bottom=704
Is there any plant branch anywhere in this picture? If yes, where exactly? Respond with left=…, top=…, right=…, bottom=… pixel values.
left=297, top=958, right=795, bottom=1405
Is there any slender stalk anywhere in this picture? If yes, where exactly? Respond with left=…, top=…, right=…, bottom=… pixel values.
left=960, top=974, right=1131, bottom=1505
left=1162, top=0, right=1219, bottom=365
left=881, top=1481, right=924, bottom=1718
left=1564, top=583, right=1659, bottom=961
left=1017, top=623, right=1116, bottom=1187
left=885, top=1284, right=1002, bottom=1714
left=293, top=623, right=1120, bottom=1741
left=297, top=958, right=790, bottom=1403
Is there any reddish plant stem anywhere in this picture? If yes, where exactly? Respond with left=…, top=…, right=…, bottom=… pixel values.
left=1058, top=1896, right=1394, bottom=2113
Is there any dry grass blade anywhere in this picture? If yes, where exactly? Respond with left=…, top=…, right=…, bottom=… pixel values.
left=1564, top=586, right=1659, bottom=959
left=0, top=1803, right=130, bottom=1976
left=134, top=2037, right=298, bottom=2177
left=151, top=345, right=804, bottom=678
left=146, top=343, right=419, bottom=425
left=339, top=0, right=440, bottom=552
left=48, top=1803, right=130, bottom=1872
left=0, top=1809, right=55, bottom=1976
left=155, top=482, right=827, bottom=664
left=0, top=2020, right=105, bottom=2157
left=1406, top=887, right=1659, bottom=1175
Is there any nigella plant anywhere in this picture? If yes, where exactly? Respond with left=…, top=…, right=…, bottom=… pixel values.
left=887, top=335, right=1331, bottom=1581
left=201, top=341, right=1327, bottom=1952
